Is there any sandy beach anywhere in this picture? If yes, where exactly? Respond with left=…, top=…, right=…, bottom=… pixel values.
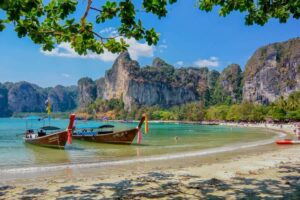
left=1, top=123, right=300, bottom=199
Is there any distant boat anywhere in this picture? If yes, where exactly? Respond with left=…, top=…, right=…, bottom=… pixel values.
left=276, top=139, right=300, bottom=145
left=24, top=114, right=75, bottom=149
left=73, top=116, right=146, bottom=144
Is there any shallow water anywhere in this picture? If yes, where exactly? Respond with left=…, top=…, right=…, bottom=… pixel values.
left=0, top=118, right=276, bottom=170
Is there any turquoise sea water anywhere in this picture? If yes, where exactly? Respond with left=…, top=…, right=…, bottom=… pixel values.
left=0, top=118, right=276, bottom=170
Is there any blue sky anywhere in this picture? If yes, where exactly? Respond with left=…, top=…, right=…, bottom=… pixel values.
left=0, top=0, right=299, bottom=87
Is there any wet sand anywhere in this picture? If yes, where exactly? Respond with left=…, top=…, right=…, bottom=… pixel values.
left=1, top=124, right=300, bottom=199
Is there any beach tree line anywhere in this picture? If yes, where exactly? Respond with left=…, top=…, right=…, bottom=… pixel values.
left=82, top=91, right=300, bottom=122
left=1, top=1, right=299, bottom=55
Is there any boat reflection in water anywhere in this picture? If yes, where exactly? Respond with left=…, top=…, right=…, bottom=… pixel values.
left=24, top=143, right=71, bottom=165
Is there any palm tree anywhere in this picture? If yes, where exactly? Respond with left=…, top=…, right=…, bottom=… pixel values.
left=277, top=96, right=287, bottom=110
left=287, top=94, right=297, bottom=111
left=288, top=92, right=300, bottom=111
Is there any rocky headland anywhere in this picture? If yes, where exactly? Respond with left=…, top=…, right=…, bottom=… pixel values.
left=0, top=37, right=299, bottom=117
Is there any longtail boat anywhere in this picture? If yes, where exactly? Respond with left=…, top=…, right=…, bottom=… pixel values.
left=24, top=114, right=75, bottom=149
left=73, top=116, right=147, bottom=144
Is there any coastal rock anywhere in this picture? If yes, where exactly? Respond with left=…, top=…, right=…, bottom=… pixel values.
left=94, top=52, right=218, bottom=110
left=7, top=81, right=47, bottom=112
left=0, top=83, right=11, bottom=117
left=78, top=77, right=97, bottom=107
left=95, top=78, right=105, bottom=98
left=243, top=38, right=300, bottom=103
left=124, top=79, right=198, bottom=109
left=214, top=64, right=243, bottom=103
left=152, top=57, right=172, bottom=68
left=48, top=85, right=77, bottom=112
left=2, top=38, right=299, bottom=116
left=102, top=51, right=139, bottom=101
left=0, top=82, right=77, bottom=116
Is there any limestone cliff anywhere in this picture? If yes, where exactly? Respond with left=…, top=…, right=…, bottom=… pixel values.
left=214, top=64, right=243, bottom=103
left=100, top=52, right=140, bottom=104
left=0, top=83, right=11, bottom=117
left=0, top=82, right=77, bottom=116
left=243, top=38, right=300, bottom=103
left=78, top=77, right=97, bottom=107
left=48, top=85, right=77, bottom=112
left=1, top=38, right=299, bottom=116
left=8, top=82, right=47, bottom=112
left=96, top=52, right=222, bottom=110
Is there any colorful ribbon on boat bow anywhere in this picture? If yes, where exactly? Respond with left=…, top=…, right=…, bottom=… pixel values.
left=137, top=113, right=149, bottom=144
left=144, top=114, right=149, bottom=134
left=67, top=114, right=76, bottom=144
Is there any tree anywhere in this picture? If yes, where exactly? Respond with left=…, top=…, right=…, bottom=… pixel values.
left=1, top=0, right=299, bottom=55
left=268, top=107, right=286, bottom=121
left=225, top=104, right=240, bottom=121
left=286, top=110, right=300, bottom=121
left=198, top=0, right=300, bottom=25
left=276, top=96, right=287, bottom=110
left=287, top=91, right=300, bottom=111
left=206, top=105, right=229, bottom=121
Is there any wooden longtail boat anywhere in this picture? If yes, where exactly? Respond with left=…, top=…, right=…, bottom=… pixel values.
left=73, top=116, right=146, bottom=144
left=24, top=114, right=75, bottom=149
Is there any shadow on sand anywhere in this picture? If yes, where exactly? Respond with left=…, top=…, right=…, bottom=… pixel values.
left=2, top=164, right=300, bottom=199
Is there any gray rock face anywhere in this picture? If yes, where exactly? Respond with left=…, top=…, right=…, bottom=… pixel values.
left=2, top=38, right=298, bottom=116
left=0, top=82, right=77, bottom=116
left=95, top=78, right=105, bottom=98
left=93, top=52, right=219, bottom=110
left=0, top=83, right=11, bottom=117
left=102, top=52, right=139, bottom=102
left=243, top=38, right=300, bottom=104
left=78, top=77, right=97, bottom=107
left=217, top=64, right=243, bottom=103
left=8, top=82, right=47, bottom=112
left=48, top=85, right=77, bottom=112
left=152, top=57, right=171, bottom=68
left=124, top=80, right=198, bottom=109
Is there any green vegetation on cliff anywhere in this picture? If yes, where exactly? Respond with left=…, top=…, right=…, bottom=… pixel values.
left=83, top=91, right=300, bottom=122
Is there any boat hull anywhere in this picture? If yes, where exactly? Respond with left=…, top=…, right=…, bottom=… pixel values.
left=24, top=131, right=68, bottom=149
left=73, top=128, right=139, bottom=144
left=276, top=139, right=300, bottom=145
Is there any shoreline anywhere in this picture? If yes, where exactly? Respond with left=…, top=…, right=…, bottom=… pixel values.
left=1, top=123, right=300, bottom=199
left=0, top=124, right=282, bottom=176
left=0, top=135, right=279, bottom=177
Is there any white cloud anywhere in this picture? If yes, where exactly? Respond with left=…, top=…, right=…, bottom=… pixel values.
left=42, top=26, right=154, bottom=61
left=175, top=61, right=184, bottom=66
left=41, top=42, right=118, bottom=62
left=194, top=57, right=220, bottom=68
left=210, top=56, right=218, bottom=61
left=62, top=73, right=71, bottom=78
left=99, top=27, right=118, bottom=37
left=41, top=38, right=154, bottom=62
left=99, top=27, right=115, bottom=34
left=125, top=38, right=154, bottom=60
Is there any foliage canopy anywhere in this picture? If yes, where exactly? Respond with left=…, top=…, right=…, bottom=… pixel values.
left=1, top=0, right=299, bottom=55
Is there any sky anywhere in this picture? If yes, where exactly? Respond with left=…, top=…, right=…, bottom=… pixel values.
left=0, top=0, right=299, bottom=87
